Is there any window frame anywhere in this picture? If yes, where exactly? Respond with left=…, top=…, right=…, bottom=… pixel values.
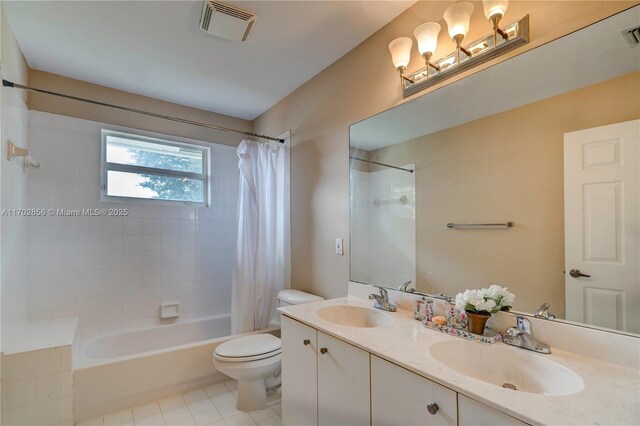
left=100, top=129, right=210, bottom=206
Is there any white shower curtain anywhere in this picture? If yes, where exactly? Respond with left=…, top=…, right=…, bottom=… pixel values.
left=231, top=139, right=286, bottom=334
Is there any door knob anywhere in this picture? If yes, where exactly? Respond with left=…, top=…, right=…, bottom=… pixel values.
left=427, top=403, right=439, bottom=415
left=569, top=269, right=591, bottom=278
left=320, top=347, right=328, bottom=354
left=303, top=339, right=310, bottom=346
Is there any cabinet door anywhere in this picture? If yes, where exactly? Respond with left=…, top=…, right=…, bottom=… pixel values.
left=371, top=355, right=457, bottom=426
left=317, top=331, right=370, bottom=426
left=458, top=394, right=528, bottom=426
left=281, top=316, right=318, bottom=426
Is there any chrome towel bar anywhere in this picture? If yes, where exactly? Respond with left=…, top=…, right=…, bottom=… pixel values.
left=446, top=222, right=514, bottom=229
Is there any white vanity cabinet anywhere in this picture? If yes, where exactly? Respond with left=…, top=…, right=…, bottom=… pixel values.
left=281, top=316, right=370, bottom=426
left=281, top=314, right=529, bottom=426
left=458, top=395, right=528, bottom=426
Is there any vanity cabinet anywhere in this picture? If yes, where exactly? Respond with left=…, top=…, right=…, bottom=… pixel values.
left=281, top=315, right=528, bottom=426
left=371, top=355, right=457, bottom=425
left=281, top=316, right=370, bottom=426
left=458, top=395, right=528, bottom=426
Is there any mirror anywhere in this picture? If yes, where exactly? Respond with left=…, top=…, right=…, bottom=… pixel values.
left=349, top=7, right=640, bottom=335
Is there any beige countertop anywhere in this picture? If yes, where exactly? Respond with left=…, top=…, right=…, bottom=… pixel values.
left=280, top=296, right=639, bottom=426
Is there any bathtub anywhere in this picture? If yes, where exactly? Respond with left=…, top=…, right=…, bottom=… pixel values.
left=73, top=315, right=280, bottom=422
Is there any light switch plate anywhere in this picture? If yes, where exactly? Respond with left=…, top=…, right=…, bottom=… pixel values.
left=335, top=238, right=343, bottom=256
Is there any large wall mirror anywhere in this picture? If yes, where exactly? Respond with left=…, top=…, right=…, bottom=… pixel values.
left=349, top=7, right=640, bottom=335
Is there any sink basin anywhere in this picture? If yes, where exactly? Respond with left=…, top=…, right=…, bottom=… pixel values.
left=430, top=340, right=584, bottom=396
left=316, top=305, right=393, bottom=328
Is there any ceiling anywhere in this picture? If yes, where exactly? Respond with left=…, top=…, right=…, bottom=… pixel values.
left=350, top=6, right=640, bottom=151
left=3, top=0, right=415, bottom=120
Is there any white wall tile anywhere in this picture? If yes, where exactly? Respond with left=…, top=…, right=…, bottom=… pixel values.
left=23, top=112, right=239, bottom=332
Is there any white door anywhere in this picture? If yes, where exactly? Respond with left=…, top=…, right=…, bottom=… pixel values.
left=281, top=316, right=318, bottom=426
left=317, top=331, right=370, bottom=425
left=564, top=120, right=640, bottom=333
left=458, top=395, right=527, bottom=426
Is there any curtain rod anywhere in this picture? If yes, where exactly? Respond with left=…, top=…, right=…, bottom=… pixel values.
left=349, top=156, right=414, bottom=173
left=2, top=79, right=285, bottom=143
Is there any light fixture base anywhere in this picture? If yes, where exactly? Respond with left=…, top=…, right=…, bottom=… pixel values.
left=402, top=14, right=529, bottom=98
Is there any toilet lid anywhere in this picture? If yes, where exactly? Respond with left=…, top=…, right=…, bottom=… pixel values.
left=214, top=334, right=281, bottom=360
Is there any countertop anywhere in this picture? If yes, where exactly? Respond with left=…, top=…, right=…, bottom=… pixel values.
left=279, top=296, right=639, bottom=426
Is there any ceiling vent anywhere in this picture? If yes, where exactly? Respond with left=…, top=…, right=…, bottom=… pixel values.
left=200, top=1, right=256, bottom=42
left=621, top=25, right=640, bottom=47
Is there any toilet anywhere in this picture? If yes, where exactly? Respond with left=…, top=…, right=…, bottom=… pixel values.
left=213, top=289, right=324, bottom=412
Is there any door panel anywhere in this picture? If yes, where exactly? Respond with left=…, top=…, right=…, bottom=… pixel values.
left=317, top=331, right=370, bottom=426
left=564, top=120, right=640, bottom=333
left=281, top=316, right=317, bottom=426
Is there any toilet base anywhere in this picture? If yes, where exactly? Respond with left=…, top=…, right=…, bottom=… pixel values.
left=236, top=378, right=268, bottom=412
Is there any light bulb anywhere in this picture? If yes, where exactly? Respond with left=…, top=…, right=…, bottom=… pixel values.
left=443, top=2, right=475, bottom=39
left=388, top=37, right=413, bottom=69
left=414, top=22, right=441, bottom=55
left=482, top=0, right=508, bottom=20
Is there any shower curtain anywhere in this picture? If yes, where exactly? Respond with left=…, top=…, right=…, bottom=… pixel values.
left=231, top=139, right=286, bottom=334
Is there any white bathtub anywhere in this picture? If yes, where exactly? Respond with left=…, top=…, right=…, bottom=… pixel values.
left=73, top=315, right=280, bottom=422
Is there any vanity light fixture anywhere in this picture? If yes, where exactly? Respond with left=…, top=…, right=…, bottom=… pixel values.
left=389, top=0, right=529, bottom=98
left=388, top=37, right=415, bottom=83
left=443, top=2, right=475, bottom=64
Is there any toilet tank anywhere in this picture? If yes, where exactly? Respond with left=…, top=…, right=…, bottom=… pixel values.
left=277, top=289, right=324, bottom=307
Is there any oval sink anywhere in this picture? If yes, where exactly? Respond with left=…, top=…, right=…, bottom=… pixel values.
left=430, top=340, right=584, bottom=396
left=316, top=305, right=393, bottom=328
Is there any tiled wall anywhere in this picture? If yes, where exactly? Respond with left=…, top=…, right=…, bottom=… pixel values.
left=1, top=346, right=73, bottom=425
left=1, top=83, right=30, bottom=345
left=25, top=111, right=239, bottom=334
left=350, top=165, right=415, bottom=287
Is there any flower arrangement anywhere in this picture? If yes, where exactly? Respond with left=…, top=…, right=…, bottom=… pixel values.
left=454, top=285, right=515, bottom=335
left=455, top=284, right=515, bottom=315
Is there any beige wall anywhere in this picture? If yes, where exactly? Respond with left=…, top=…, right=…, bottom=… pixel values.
left=368, top=72, right=640, bottom=317
left=27, top=70, right=252, bottom=147
left=253, top=0, right=639, bottom=299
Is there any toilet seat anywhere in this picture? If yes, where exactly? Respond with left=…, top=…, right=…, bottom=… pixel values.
left=214, top=334, right=281, bottom=363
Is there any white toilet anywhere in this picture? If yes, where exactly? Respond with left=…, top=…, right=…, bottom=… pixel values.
left=213, top=289, right=323, bottom=412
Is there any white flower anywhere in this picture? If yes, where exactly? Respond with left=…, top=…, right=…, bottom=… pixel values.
left=455, top=285, right=515, bottom=314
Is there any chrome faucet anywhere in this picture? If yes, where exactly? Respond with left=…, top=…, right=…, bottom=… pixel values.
left=533, top=302, right=556, bottom=320
left=503, top=316, right=551, bottom=354
left=398, top=280, right=415, bottom=293
left=368, top=287, right=397, bottom=312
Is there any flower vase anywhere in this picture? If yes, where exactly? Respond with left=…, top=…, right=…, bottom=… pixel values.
left=466, top=311, right=491, bottom=335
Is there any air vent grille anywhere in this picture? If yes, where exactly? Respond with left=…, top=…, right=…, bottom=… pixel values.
left=199, top=0, right=256, bottom=42
left=621, top=25, right=640, bottom=46
left=211, top=1, right=254, bottom=21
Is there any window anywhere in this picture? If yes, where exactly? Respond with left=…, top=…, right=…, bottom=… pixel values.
left=101, top=130, right=209, bottom=205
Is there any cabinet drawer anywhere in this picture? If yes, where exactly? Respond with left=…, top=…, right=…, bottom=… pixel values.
left=371, top=355, right=457, bottom=425
left=458, top=394, right=529, bottom=426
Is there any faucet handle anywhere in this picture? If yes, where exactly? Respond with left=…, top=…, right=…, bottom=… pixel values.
left=516, top=316, right=532, bottom=333
left=375, top=286, right=389, bottom=300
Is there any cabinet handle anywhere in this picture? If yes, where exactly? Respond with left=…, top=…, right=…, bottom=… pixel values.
left=303, top=339, right=311, bottom=346
left=427, top=403, right=439, bottom=415
left=320, top=347, right=328, bottom=354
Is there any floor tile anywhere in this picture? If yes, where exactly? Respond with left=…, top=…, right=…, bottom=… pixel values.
left=271, top=404, right=281, bottom=415
left=210, top=392, right=236, bottom=408
left=203, top=383, right=228, bottom=398
left=134, top=414, right=166, bottom=426
left=257, top=415, right=281, bottom=426
left=103, top=409, right=133, bottom=426
left=159, top=395, right=191, bottom=422
left=223, top=412, right=255, bottom=426
left=223, top=381, right=238, bottom=392
left=133, top=402, right=162, bottom=420
left=191, top=407, right=222, bottom=426
left=215, top=401, right=240, bottom=419
left=248, top=408, right=276, bottom=423
left=165, top=415, right=196, bottom=426
left=182, top=389, right=209, bottom=405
